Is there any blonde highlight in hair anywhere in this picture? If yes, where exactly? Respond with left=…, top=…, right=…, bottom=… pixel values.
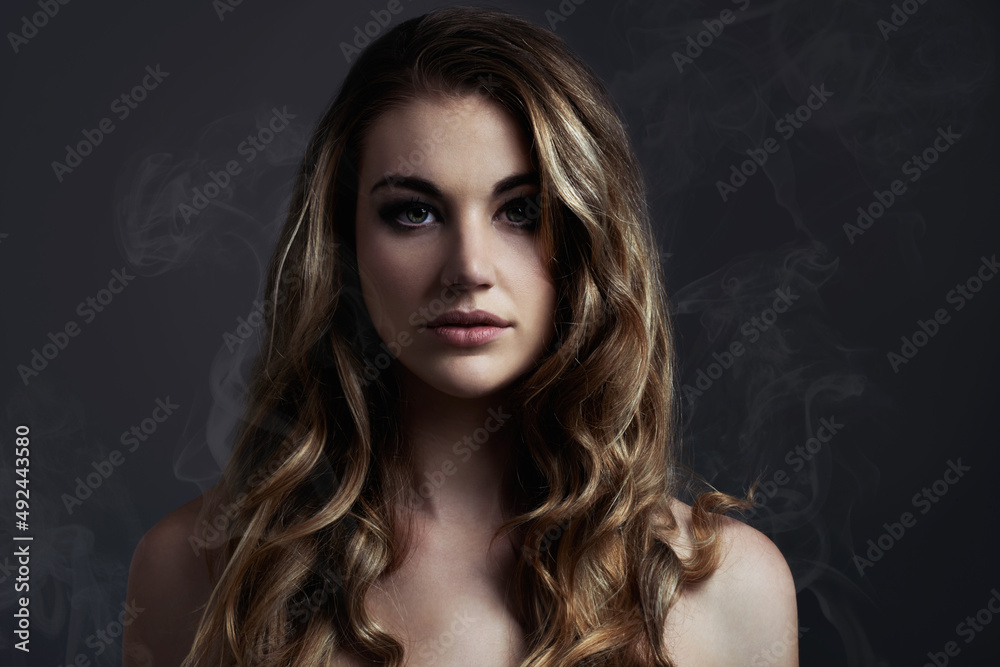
left=182, top=7, right=752, bottom=666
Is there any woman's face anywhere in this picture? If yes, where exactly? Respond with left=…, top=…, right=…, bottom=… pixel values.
left=354, top=93, right=557, bottom=399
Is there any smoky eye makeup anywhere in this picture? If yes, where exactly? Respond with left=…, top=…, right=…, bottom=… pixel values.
left=498, top=194, right=542, bottom=227
left=376, top=196, right=541, bottom=232
left=375, top=197, right=442, bottom=229
left=370, top=181, right=542, bottom=232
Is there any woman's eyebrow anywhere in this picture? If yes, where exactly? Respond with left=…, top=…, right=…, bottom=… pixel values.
left=370, top=175, right=441, bottom=197
left=369, top=171, right=539, bottom=197
left=492, top=172, right=539, bottom=195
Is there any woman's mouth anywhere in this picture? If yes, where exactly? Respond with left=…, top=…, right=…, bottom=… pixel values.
left=429, top=324, right=510, bottom=347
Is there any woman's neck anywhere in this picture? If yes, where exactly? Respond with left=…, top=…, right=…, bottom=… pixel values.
left=395, top=366, right=517, bottom=528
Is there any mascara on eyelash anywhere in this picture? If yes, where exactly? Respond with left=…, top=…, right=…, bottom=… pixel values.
left=377, top=199, right=437, bottom=229
left=376, top=195, right=539, bottom=229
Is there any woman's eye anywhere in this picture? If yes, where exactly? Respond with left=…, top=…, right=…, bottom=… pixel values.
left=379, top=200, right=440, bottom=228
left=505, top=206, right=527, bottom=223
left=378, top=197, right=538, bottom=230
left=501, top=197, right=539, bottom=228
left=403, top=206, right=433, bottom=224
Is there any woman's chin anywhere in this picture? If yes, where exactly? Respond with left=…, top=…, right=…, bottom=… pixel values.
left=394, top=360, right=520, bottom=402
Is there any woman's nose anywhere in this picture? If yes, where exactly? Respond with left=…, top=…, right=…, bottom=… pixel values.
left=439, top=208, right=497, bottom=291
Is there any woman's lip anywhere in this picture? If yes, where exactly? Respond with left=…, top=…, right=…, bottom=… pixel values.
left=430, top=325, right=510, bottom=347
left=427, top=309, right=511, bottom=327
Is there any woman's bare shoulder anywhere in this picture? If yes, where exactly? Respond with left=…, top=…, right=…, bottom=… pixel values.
left=123, top=485, right=223, bottom=667
left=658, top=497, right=800, bottom=666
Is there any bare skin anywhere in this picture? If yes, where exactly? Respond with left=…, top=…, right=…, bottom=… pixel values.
left=123, top=490, right=797, bottom=666
left=124, top=94, right=798, bottom=665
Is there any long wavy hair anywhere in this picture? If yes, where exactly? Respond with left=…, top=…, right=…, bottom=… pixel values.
left=183, top=7, right=750, bottom=666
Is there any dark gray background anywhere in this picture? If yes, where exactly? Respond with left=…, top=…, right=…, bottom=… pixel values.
left=1, top=0, right=998, bottom=664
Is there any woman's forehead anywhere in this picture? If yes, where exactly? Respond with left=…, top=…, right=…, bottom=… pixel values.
left=357, top=93, right=534, bottom=193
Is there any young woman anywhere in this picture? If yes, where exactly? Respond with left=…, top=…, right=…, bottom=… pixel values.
left=124, top=7, right=797, bottom=666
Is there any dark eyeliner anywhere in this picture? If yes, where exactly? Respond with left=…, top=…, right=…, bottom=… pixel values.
left=500, top=194, right=540, bottom=229
left=376, top=197, right=439, bottom=230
